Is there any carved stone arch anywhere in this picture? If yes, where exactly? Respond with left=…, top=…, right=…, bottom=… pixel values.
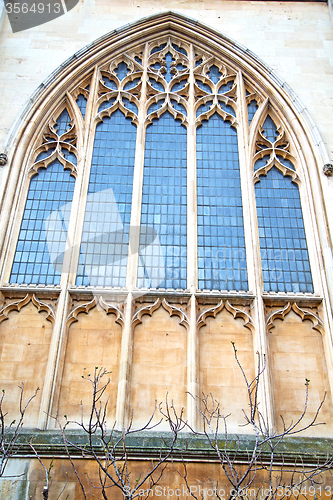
left=4, top=11, right=328, bottom=172
left=95, top=92, right=139, bottom=127
left=0, top=293, right=56, bottom=324
left=251, top=103, right=300, bottom=185
left=28, top=97, right=79, bottom=178
left=266, top=301, right=324, bottom=334
left=131, top=298, right=189, bottom=330
left=66, top=297, right=97, bottom=327
left=197, top=299, right=254, bottom=332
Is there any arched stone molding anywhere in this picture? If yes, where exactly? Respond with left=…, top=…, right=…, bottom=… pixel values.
left=131, top=297, right=190, bottom=330
left=66, top=295, right=125, bottom=327
left=266, top=301, right=333, bottom=436
left=0, top=293, right=56, bottom=324
left=197, top=299, right=254, bottom=332
left=129, top=296, right=188, bottom=428
left=266, top=302, right=324, bottom=335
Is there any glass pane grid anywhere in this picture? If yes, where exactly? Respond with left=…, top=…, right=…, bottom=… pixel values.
left=256, top=167, right=313, bottom=293
left=76, top=94, right=88, bottom=120
left=10, top=161, right=75, bottom=285
left=55, top=109, right=72, bottom=136
left=197, top=114, right=248, bottom=291
left=137, top=112, right=187, bottom=289
left=76, top=110, right=136, bottom=287
left=247, top=99, right=258, bottom=124
left=262, top=115, right=278, bottom=142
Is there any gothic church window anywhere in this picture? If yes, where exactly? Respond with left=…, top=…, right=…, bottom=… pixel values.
left=6, top=36, right=314, bottom=296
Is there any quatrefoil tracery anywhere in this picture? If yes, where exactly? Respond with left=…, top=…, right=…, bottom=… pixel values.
left=30, top=107, right=78, bottom=178
left=194, top=58, right=237, bottom=127
left=253, top=113, right=299, bottom=184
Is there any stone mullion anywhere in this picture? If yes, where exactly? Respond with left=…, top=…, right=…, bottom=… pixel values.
left=116, top=44, right=149, bottom=430
left=115, top=291, right=133, bottom=429
left=125, top=44, right=149, bottom=289
left=39, top=67, right=101, bottom=429
left=187, top=44, right=199, bottom=430
left=236, top=71, right=275, bottom=432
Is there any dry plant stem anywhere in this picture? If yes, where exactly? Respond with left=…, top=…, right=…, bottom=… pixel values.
left=0, top=383, right=39, bottom=478
left=30, top=438, right=69, bottom=500
left=55, top=367, right=185, bottom=500
left=182, top=343, right=332, bottom=500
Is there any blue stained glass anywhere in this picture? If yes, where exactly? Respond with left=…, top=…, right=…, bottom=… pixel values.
left=102, top=76, right=117, bottom=90
left=254, top=155, right=270, bottom=172
left=164, top=53, right=174, bottom=83
left=196, top=101, right=213, bottom=118
left=76, top=110, right=136, bottom=287
left=62, top=149, right=77, bottom=165
left=255, top=167, right=313, bottom=293
left=219, top=101, right=235, bottom=117
left=76, top=94, right=88, bottom=120
left=122, top=97, right=138, bottom=114
left=276, top=155, right=295, bottom=170
left=218, top=81, right=234, bottom=93
left=124, top=78, right=141, bottom=90
left=150, top=62, right=162, bottom=71
left=137, top=112, right=187, bottom=289
left=149, top=78, right=164, bottom=92
left=98, top=97, right=116, bottom=113
left=196, top=80, right=211, bottom=93
left=171, top=80, right=187, bottom=92
left=247, top=99, right=258, bottom=124
left=208, top=65, right=222, bottom=84
left=115, top=62, right=129, bottom=81
left=10, top=161, right=75, bottom=285
left=55, top=109, right=71, bottom=136
left=148, top=101, right=164, bottom=114
left=262, top=116, right=278, bottom=143
left=171, top=100, right=187, bottom=116
left=171, top=43, right=187, bottom=56
left=197, top=114, right=248, bottom=291
left=35, top=149, right=56, bottom=162
left=151, top=43, right=167, bottom=55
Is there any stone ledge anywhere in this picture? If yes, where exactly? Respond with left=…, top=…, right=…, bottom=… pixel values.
left=11, top=430, right=333, bottom=465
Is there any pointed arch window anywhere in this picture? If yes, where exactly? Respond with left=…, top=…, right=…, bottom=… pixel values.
left=6, top=32, right=315, bottom=297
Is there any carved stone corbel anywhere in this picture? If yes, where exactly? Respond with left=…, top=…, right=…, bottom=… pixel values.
left=98, top=296, right=125, bottom=327
left=0, top=153, right=8, bottom=166
left=161, top=298, right=190, bottom=330
left=197, top=299, right=224, bottom=329
left=131, top=298, right=161, bottom=328
left=66, top=297, right=97, bottom=326
left=323, top=163, right=333, bottom=176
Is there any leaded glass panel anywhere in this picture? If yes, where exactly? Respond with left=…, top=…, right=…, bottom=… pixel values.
left=137, top=112, right=187, bottom=289
left=76, top=110, right=136, bottom=287
left=255, top=167, right=313, bottom=293
left=197, top=114, right=248, bottom=291
left=10, top=161, right=75, bottom=284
